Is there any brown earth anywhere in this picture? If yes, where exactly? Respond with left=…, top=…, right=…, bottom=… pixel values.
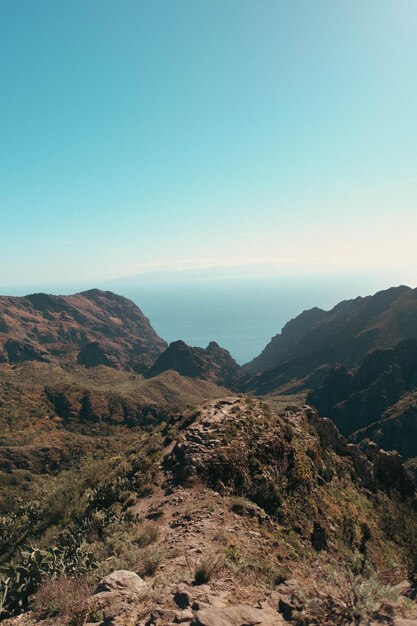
left=0, top=289, right=167, bottom=373
left=4, top=397, right=417, bottom=625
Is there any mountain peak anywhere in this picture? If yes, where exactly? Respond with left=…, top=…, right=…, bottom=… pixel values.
left=145, top=339, right=247, bottom=390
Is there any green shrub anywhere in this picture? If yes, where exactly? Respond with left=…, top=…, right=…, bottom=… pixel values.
left=0, top=530, right=97, bottom=618
left=134, top=523, right=159, bottom=548
left=136, top=547, right=164, bottom=577
left=225, top=543, right=241, bottom=564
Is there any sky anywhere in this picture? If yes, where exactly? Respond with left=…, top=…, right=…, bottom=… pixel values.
left=1, top=0, right=417, bottom=289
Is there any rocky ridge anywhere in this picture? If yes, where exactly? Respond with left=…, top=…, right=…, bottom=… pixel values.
left=4, top=397, right=417, bottom=625
left=145, top=340, right=247, bottom=391
left=308, top=339, right=417, bottom=460
left=244, top=286, right=417, bottom=394
left=0, top=289, right=167, bottom=373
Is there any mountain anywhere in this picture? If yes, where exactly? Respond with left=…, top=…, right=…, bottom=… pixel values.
left=2, top=396, right=417, bottom=625
left=144, top=339, right=248, bottom=390
left=307, top=339, right=417, bottom=457
left=351, top=392, right=417, bottom=463
left=244, top=285, right=417, bottom=394
left=0, top=289, right=167, bottom=372
left=3, top=286, right=417, bottom=624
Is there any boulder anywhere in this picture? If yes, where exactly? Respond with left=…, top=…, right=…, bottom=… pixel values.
left=95, top=570, right=147, bottom=596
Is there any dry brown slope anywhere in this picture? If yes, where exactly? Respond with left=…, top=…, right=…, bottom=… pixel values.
left=4, top=398, right=417, bottom=625
left=0, top=289, right=166, bottom=372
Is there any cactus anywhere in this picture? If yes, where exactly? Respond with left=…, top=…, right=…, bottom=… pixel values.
left=86, top=475, right=132, bottom=511
left=0, top=576, right=10, bottom=615
left=0, top=531, right=97, bottom=617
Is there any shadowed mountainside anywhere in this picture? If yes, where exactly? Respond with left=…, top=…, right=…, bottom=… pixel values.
left=307, top=339, right=417, bottom=460
left=0, top=289, right=167, bottom=373
left=144, top=339, right=248, bottom=390
left=244, top=285, right=417, bottom=394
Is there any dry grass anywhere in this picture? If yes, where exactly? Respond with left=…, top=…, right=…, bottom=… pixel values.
left=33, top=575, right=92, bottom=626
left=193, top=554, right=222, bottom=585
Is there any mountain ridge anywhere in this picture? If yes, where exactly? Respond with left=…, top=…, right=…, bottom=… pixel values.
left=0, top=288, right=167, bottom=373
left=244, top=285, right=417, bottom=394
left=307, top=338, right=417, bottom=461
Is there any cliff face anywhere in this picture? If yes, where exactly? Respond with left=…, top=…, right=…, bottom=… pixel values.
left=144, top=340, right=248, bottom=390
left=244, top=285, right=417, bottom=393
left=308, top=339, right=417, bottom=459
left=0, top=289, right=167, bottom=372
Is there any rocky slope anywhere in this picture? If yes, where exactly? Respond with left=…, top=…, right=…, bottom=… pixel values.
left=244, top=285, right=417, bottom=393
left=0, top=289, right=166, bottom=372
left=0, top=361, right=227, bottom=478
left=307, top=339, right=417, bottom=458
left=145, top=340, right=248, bottom=390
left=2, top=397, right=417, bottom=625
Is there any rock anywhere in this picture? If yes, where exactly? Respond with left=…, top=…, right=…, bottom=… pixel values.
left=174, top=585, right=193, bottom=609
left=174, top=608, right=194, bottom=622
left=144, top=340, right=248, bottom=390
left=365, top=443, right=415, bottom=498
left=148, top=608, right=178, bottom=623
left=274, top=580, right=303, bottom=621
left=95, top=570, right=147, bottom=595
left=88, top=589, right=140, bottom=626
left=192, top=604, right=284, bottom=625
left=205, top=594, right=227, bottom=608
left=277, top=597, right=297, bottom=621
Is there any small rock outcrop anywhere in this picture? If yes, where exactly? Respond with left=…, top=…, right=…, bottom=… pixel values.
left=192, top=604, right=284, bottom=625
left=89, top=571, right=148, bottom=626
left=95, top=570, right=147, bottom=595
left=145, top=340, right=247, bottom=390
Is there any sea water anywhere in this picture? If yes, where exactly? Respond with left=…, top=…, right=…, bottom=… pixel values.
left=116, top=273, right=392, bottom=364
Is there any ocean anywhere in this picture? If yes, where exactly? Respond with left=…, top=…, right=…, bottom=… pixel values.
left=115, top=273, right=393, bottom=364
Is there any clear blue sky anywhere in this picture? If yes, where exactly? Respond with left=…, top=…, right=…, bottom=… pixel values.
left=1, top=0, right=417, bottom=288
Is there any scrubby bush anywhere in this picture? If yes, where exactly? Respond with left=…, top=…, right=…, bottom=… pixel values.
left=136, top=546, right=165, bottom=577
left=194, top=556, right=219, bottom=585
left=34, top=575, right=92, bottom=625
left=294, top=560, right=398, bottom=626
